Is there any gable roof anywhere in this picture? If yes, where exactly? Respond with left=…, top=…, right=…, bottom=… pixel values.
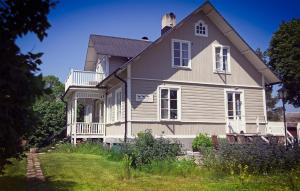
left=116, top=1, right=280, bottom=85
left=90, top=34, right=151, bottom=58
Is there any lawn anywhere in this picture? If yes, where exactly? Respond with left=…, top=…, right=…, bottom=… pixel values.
left=0, top=157, right=27, bottom=191
left=38, top=152, right=296, bottom=191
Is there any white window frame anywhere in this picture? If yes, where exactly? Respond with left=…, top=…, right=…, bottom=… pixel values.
left=114, top=88, right=122, bottom=122
left=223, top=88, right=246, bottom=133
left=106, top=93, right=113, bottom=123
left=212, top=44, right=231, bottom=73
left=157, top=85, right=181, bottom=121
left=171, top=39, right=192, bottom=69
left=96, top=55, right=110, bottom=78
left=195, top=20, right=208, bottom=37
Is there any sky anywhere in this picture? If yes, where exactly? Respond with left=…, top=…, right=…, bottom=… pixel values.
left=16, top=0, right=300, bottom=112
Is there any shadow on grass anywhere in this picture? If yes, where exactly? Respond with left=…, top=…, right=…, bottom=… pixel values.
left=0, top=176, right=77, bottom=191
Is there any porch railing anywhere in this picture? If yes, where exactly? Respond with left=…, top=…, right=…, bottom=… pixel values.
left=71, top=122, right=105, bottom=135
left=65, top=69, right=104, bottom=91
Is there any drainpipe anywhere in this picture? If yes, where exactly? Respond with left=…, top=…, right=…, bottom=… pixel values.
left=114, top=73, right=128, bottom=143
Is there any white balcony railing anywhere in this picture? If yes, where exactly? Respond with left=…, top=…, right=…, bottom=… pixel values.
left=71, top=122, right=105, bottom=135
left=65, top=69, right=104, bottom=91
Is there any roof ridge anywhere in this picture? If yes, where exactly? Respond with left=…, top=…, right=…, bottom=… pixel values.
left=90, top=34, right=152, bottom=43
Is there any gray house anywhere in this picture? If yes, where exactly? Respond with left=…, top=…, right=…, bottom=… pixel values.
left=62, top=2, right=280, bottom=146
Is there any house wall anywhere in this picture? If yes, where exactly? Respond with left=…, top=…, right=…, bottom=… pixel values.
left=131, top=11, right=262, bottom=87
left=105, top=77, right=127, bottom=137
left=109, top=56, right=128, bottom=74
left=127, top=10, right=266, bottom=137
left=130, top=79, right=264, bottom=136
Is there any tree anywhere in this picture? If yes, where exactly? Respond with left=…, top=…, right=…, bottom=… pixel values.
left=0, top=0, right=56, bottom=172
left=255, top=48, right=281, bottom=121
left=29, top=76, right=66, bottom=147
left=268, top=19, right=300, bottom=107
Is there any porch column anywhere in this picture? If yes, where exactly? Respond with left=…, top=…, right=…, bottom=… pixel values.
left=74, top=97, right=77, bottom=145
left=67, top=100, right=71, bottom=136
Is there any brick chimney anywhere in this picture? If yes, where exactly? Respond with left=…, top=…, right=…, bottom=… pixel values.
left=161, top=12, right=176, bottom=35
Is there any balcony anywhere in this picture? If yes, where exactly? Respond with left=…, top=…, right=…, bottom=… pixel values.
left=65, top=69, right=104, bottom=91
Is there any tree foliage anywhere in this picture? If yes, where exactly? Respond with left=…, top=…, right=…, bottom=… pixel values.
left=268, top=18, right=300, bottom=107
left=255, top=48, right=281, bottom=121
left=0, top=0, right=56, bottom=172
left=29, top=76, right=66, bottom=147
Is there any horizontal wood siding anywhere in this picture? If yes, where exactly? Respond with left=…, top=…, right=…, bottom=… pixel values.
left=181, top=85, right=225, bottom=122
left=131, top=122, right=226, bottom=136
left=106, top=123, right=125, bottom=136
left=244, top=89, right=265, bottom=122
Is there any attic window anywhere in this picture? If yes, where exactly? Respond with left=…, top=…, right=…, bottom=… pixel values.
left=195, top=20, right=208, bottom=37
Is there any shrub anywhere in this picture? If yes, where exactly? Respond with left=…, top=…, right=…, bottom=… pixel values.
left=130, top=130, right=181, bottom=168
left=192, top=134, right=212, bottom=151
left=204, top=140, right=300, bottom=175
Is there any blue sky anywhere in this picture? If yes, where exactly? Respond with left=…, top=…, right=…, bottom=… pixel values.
left=17, top=0, right=300, bottom=111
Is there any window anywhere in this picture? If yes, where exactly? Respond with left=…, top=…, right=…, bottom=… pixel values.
left=172, top=39, right=191, bottom=68
left=195, top=20, right=208, bottom=37
left=214, top=45, right=230, bottom=73
left=115, top=88, right=122, bottom=122
left=159, top=87, right=181, bottom=120
left=107, top=93, right=113, bottom=123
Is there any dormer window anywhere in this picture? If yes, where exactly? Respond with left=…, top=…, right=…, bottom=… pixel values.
left=195, top=20, right=208, bottom=37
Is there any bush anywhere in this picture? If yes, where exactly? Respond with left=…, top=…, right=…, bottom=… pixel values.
left=192, top=134, right=212, bottom=151
left=130, top=130, right=181, bottom=168
left=204, top=140, right=300, bottom=175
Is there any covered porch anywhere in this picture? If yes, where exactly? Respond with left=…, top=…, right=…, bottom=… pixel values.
left=66, top=90, right=106, bottom=144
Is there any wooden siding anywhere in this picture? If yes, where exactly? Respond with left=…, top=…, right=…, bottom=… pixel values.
left=244, top=89, right=265, bottom=123
left=131, top=122, right=226, bottom=136
left=131, top=11, right=262, bottom=87
left=106, top=123, right=125, bottom=136
left=131, top=79, right=265, bottom=136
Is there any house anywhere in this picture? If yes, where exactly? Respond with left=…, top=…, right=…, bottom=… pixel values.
left=62, top=1, right=281, bottom=147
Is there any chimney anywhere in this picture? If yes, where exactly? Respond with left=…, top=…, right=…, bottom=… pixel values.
left=161, top=12, right=176, bottom=35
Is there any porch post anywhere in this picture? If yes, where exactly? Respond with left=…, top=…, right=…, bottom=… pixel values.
left=74, top=96, right=77, bottom=145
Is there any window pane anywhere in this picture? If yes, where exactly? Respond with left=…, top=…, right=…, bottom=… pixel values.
left=170, top=90, right=177, bottom=99
left=182, top=43, right=188, bottom=51
left=228, top=93, right=233, bottom=101
left=215, top=47, right=221, bottom=70
left=174, top=42, right=180, bottom=50
left=161, top=99, right=168, bottom=109
left=227, top=93, right=233, bottom=119
left=182, top=58, right=189, bottom=66
left=174, top=49, right=180, bottom=57
left=170, top=110, right=178, bottom=119
left=161, top=89, right=168, bottom=98
left=223, top=48, right=228, bottom=71
left=174, top=58, right=180, bottom=66
left=170, top=100, right=177, bottom=109
left=235, top=94, right=241, bottom=118
left=182, top=51, right=188, bottom=58
left=228, top=110, right=234, bottom=119
left=161, top=109, right=168, bottom=119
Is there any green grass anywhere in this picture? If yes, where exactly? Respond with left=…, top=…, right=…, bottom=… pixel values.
left=38, top=152, right=299, bottom=191
left=0, top=157, right=27, bottom=191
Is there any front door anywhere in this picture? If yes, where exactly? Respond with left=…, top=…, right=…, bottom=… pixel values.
left=226, top=91, right=245, bottom=133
